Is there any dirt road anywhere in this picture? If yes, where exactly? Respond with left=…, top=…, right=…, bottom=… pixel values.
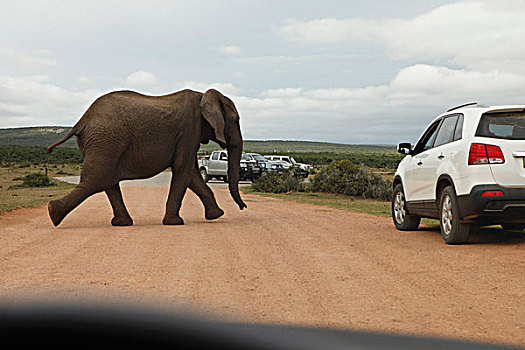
left=1, top=186, right=524, bottom=346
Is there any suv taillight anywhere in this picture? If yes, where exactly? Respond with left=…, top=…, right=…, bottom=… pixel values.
left=468, top=143, right=505, bottom=165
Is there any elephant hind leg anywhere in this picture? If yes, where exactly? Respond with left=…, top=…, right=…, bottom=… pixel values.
left=48, top=182, right=103, bottom=226
left=49, top=154, right=120, bottom=227
left=105, top=183, right=133, bottom=226
left=48, top=199, right=68, bottom=227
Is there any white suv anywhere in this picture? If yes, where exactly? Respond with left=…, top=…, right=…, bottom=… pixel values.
left=392, top=103, right=525, bottom=244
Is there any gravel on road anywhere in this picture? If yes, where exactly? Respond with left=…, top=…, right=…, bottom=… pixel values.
left=0, top=186, right=524, bottom=347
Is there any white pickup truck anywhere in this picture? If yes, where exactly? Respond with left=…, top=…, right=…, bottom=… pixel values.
left=198, top=150, right=265, bottom=182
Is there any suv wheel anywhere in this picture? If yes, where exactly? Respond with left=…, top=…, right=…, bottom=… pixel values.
left=392, top=184, right=421, bottom=230
left=200, top=168, right=210, bottom=183
left=439, top=186, right=471, bottom=244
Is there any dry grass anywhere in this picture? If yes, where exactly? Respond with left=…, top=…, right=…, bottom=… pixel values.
left=242, top=188, right=439, bottom=226
left=243, top=189, right=392, bottom=217
left=0, top=165, right=79, bottom=214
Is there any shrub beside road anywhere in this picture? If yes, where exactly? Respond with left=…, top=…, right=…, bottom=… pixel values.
left=251, top=160, right=393, bottom=200
left=247, top=161, right=441, bottom=225
left=0, top=166, right=76, bottom=214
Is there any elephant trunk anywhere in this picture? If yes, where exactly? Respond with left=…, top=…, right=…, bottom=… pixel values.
left=227, top=143, right=247, bottom=210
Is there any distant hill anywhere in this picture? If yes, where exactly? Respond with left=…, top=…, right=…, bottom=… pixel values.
left=0, top=127, right=77, bottom=148
left=0, top=126, right=397, bottom=154
left=240, top=140, right=397, bottom=154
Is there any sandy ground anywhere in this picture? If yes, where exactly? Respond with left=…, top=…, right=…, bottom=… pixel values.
left=0, top=185, right=524, bottom=347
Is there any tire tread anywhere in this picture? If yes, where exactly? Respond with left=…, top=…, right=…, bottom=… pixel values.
left=440, top=186, right=471, bottom=244
left=392, top=184, right=421, bottom=231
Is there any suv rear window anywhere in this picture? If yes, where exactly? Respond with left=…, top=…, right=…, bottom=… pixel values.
left=476, top=111, right=525, bottom=140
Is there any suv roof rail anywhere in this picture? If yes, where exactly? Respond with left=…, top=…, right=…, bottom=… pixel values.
left=447, top=102, right=477, bottom=112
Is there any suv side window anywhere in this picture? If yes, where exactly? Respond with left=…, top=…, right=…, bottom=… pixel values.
left=453, top=114, right=464, bottom=141
left=211, top=152, right=219, bottom=160
left=434, top=115, right=459, bottom=147
left=413, top=120, right=441, bottom=154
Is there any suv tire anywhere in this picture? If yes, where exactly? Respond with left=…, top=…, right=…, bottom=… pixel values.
left=392, top=184, right=421, bottom=230
left=439, top=186, right=471, bottom=244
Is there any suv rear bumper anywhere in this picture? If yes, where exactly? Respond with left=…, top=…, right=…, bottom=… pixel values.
left=457, top=185, right=525, bottom=224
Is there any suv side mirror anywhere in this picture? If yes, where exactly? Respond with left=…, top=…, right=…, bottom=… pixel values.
left=397, top=142, right=412, bottom=155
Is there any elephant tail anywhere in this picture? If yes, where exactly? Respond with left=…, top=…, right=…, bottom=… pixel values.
left=46, top=126, right=78, bottom=153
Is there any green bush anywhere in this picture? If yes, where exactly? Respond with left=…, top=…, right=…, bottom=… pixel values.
left=252, top=168, right=306, bottom=193
left=11, top=172, right=56, bottom=188
left=0, top=145, right=83, bottom=166
left=310, top=160, right=392, bottom=201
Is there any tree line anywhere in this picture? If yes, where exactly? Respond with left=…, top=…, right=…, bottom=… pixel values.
left=1, top=145, right=404, bottom=170
left=0, top=145, right=83, bottom=166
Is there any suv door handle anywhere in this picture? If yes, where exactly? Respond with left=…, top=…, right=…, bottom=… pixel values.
left=438, top=154, right=445, bottom=159
left=417, top=160, right=423, bottom=166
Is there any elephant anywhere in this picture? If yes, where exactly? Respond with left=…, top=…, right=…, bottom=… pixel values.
left=46, top=88, right=247, bottom=227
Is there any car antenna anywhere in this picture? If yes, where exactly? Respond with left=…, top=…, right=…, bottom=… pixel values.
left=447, top=102, right=477, bottom=112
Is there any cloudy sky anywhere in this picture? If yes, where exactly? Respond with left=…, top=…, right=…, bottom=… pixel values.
left=1, top=0, right=525, bottom=144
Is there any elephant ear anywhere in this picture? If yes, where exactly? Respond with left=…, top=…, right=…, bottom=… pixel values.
left=200, top=89, right=238, bottom=147
left=200, top=89, right=226, bottom=146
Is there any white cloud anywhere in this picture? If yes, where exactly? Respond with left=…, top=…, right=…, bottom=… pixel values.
left=235, top=54, right=325, bottom=65
left=0, top=75, right=100, bottom=127
left=178, top=81, right=240, bottom=95
left=389, top=64, right=525, bottom=102
left=262, top=87, right=303, bottom=98
left=279, top=17, right=384, bottom=44
left=232, top=71, right=247, bottom=79
left=124, top=71, right=158, bottom=88
left=0, top=48, right=57, bottom=70
left=219, top=45, right=243, bottom=56
left=234, top=64, right=525, bottom=143
left=260, top=1, right=525, bottom=142
left=279, top=1, right=525, bottom=73
left=3, top=1, right=525, bottom=145
left=78, top=75, right=92, bottom=84
left=3, top=63, right=525, bottom=143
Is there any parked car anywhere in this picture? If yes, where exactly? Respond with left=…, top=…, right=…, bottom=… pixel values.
left=242, top=153, right=289, bottom=174
left=242, top=153, right=268, bottom=171
left=266, top=160, right=287, bottom=174
left=266, top=157, right=293, bottom=169
left=198, top=150, right=264, bottom=182
left=392, top=102, right=525, bottom=244
left=264, top=155, right=313, bottom=174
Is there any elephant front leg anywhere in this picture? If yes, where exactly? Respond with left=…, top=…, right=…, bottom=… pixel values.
left=189, top=171, right=224, bottom=220
left=163, top=168, right=191, bottom=225
left=105, top=183, right=133, bottom=226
